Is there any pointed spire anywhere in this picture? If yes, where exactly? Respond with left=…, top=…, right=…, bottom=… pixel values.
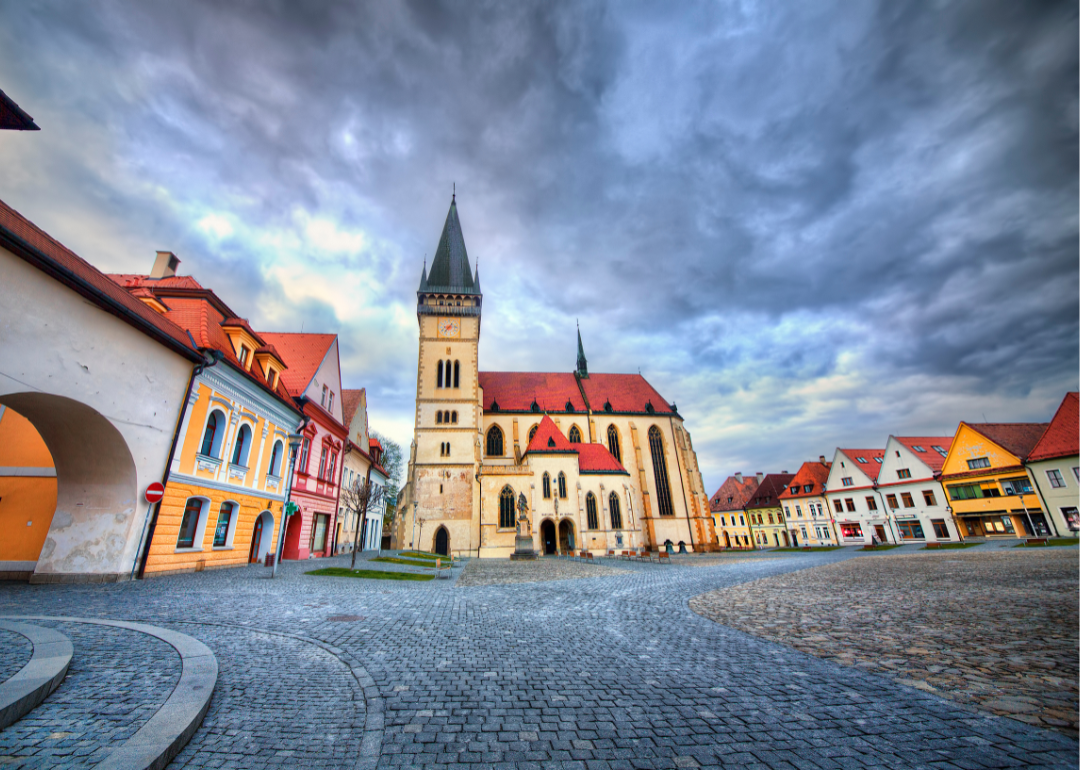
left=418, top=257, right=428, bottom=291
left=424, top=195, right=478, bottom=294
left=473, top=260, right=480, bottom=293
left=576, top=321, right=588, bottom=379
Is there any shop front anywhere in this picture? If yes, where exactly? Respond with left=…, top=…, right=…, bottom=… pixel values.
left=895, top=517, right=925, bottom=541
left=838, top=521, right=863, bottom=543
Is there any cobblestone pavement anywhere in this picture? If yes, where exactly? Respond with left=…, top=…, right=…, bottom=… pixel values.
left=0, top=550, right=1076, bottom=769
left=690, top=549, right=1079, bottom=739
left=457, top=558, right=629, bottom=586
left=0, top=627, right=32, bottom=684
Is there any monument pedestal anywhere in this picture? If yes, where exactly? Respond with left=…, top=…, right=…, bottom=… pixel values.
left=510, top=535, right=538, bottom=560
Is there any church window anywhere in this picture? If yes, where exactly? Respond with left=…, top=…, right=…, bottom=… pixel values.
left=436, top=412, right=442, bottom=424
left=607, top=425, right=621, bottom=463
left=529, top=425, right=538, bottom=441
left=446, top=360, right=453, bottom=387
left=542, top=472, right=551, bottom=499
left=499, top=486, right=516, bottom=529
left=649, top=426, right=675, bottom=517
left=486, top=425, right=504, bottom=456
left=437, top=360, right=444, bottom=388
left=609, top=493, right=623, bottom=529
left=586, top=493, right=598, bottom=530
left=451, top=411, right=458, bottom=424
left=568, top=425, right=582, bottom=443
left=453, top=360, right=460, bottom=388
left=558, top=472, right=567, bottom=499
left=200, top=410, right=224, bottom=457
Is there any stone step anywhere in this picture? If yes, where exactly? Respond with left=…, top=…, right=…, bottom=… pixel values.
left=0, top=619, right=73, bottom=728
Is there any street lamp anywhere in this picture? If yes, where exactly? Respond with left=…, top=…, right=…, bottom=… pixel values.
left=272, top=433, right=303, bottom=579
left=411, top=500, right=418, bottom=550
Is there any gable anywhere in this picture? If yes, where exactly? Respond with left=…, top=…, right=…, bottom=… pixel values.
left=941, top=423, right=1024, bottom=476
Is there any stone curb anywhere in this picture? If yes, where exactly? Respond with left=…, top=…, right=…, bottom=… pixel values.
left=0, top=619, right=73, bottom=729
left=2, top=615, right=217, bottom=770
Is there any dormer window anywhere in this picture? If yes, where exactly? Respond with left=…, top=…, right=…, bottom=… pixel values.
left=238, top=345, right=250, bottom=367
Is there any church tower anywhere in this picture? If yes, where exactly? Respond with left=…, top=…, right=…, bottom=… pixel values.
left=410, top=195, right=482, bottom=554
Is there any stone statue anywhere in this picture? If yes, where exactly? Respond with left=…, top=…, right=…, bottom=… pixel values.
left=516, top=492, right=530, bottom=536
left=511, top=492, right=537, bottom=560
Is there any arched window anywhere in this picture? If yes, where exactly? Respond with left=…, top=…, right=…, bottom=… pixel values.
left=649, top=426, right=675, bottom=517
left=557, top=471, right=567, bottom=499
left=454, top=360, right=460, bottom=388
left=609, top=492, right=623, bottom=529
left=451, top=411, right=458, bottom=424
left=446, top=359, right=453, bottom=386
left=542, top=472, right=551, bottom=499
left=528, top=425, right=538, bottom=441
left=607, top=425, right=621, bottom=463
left=436, top=411, right=443, bottom=424
left=177, top=498, right=205, bottom=548
left=437, top=359, right=444, bottom=388
left=200, top=410, right=224, bottom=457
left=232, top=424, right=252, bottom=466
left=213, top=501, right=236, bottom=547
left=499, top=486, right=516, bottom=529
left=568, top=425, right=582, bottom=443
left=486, top=425, right=504, bottom=456
left=586, top=493, right=599, bottom=530
left=269, top=441, right=283, bottom=476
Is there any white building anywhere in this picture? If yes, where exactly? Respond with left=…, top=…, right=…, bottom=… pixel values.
left=1025, top=393, right=1079, bottom=537
left=824, top=448, right=889, bottom=545
left=338, top=389, right=389, bottom=553
left=876, top=436, right=960, bottom=543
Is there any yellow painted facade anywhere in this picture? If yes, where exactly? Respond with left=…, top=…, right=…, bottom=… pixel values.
left=748, top=505, right=788, bottom=548
left=0, top=407, right=58, bottom=568
left=714, top=510, right=754, bottom=549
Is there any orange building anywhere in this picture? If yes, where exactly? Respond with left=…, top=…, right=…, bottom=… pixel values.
left=0, top=406, right=57, bottom=579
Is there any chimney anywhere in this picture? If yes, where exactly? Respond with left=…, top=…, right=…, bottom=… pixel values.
left=756, top=472, right=764, bottom=482
left=819, top=455, right=826, bottom=464
left=151, top=250, right=180, bottom=279
left=781, top=470, right=788, bottom=474
left=734, top=472, right=742, bottom=482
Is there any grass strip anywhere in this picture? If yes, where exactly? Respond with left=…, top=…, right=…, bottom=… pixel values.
left=921, top=542, right=980, bottom=550
left=400, top=551, right=445, bottom=560
left=1014, top=538, right=1079, bottom=548
left=371, top=556, right=445, bottom=567
left=771, top=546, right=842, bottom=552
left=306, top=568, right=434, bottom=581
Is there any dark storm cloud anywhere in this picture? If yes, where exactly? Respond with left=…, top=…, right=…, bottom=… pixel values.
left=0, top=0, right=1075, bottom=488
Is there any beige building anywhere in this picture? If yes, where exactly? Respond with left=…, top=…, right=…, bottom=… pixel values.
left=394, top=198, right=715, bottom=557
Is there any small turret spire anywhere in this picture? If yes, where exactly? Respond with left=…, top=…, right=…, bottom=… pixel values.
left=575, top=321, right=588, bottom=379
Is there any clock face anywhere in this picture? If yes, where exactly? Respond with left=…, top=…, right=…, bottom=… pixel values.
left=437, top=319, right=460, bottom=338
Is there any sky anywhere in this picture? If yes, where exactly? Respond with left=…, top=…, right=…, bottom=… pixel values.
left=0, top=0, right=1076, bottom=494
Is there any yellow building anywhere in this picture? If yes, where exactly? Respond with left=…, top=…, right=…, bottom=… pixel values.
left=940, top=422, right=1053, bottom=539
left=110, top=263, right=304, bottom=575
left=778, top=459, right=834, bottom=547
left=745, top=472, right=795, bottom=548
left=0, top=406, right=58, bottom=579
left=710, top=473, right=761, bottom=549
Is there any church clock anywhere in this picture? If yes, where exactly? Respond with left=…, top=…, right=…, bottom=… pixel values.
left=437, top=319, right=460, bottom=338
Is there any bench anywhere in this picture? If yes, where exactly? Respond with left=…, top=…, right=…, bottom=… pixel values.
left=925, top=542, right=941, bottom=549
left=434, top=557, right=454, bottom=578
left=606, top=550, right=615, bottom=557
left=1026, top=537, right=1049, bottom=546
left=657, top=552, right=671, bottom=564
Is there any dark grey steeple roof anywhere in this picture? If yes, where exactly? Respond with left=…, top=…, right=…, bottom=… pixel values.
left=422, top=197, right=479, bottom=295
left=576, top=323, right=588, bottom=378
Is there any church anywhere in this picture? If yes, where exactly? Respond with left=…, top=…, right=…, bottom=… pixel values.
left=393, top=198, right=716, bottom=557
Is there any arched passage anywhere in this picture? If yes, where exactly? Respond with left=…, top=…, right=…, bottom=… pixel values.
left=0, top=393, right=137, bottom=579
left=558, top=519, right=574, bottom=552
left=540, top=519, right=557, bottom=555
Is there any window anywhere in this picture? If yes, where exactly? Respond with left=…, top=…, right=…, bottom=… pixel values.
left=318, top=448, right=328, bottom=479
left=542, top=472, right=551, bottom=499
left=499, top=486, right=516, bottom=529
left=844, top=498, right=856, bottom=512
left=321, top=384, right=328, bottom=406
left=200, top=411, right=224, bottom=457
left=932, top=445, right=947, bottom=456
left=777, top=511, right=784, bottom=523
left=840, top=522, right=863, bottom=539
left=607, top=425, right=621, bottom=463
left=327, top=451, right=338, bottom=482
left=803, top=484, right=813, bottom=493
left=528, top=425, right=538, bottom=441
left=1073, top=467, right=1079, bottom=481
left=451, top=411, right=458, bottom=424
left=299, top=438, right=311, bottom=473
left=648, top=426, right=675, bottom=517
left=568, top=425, right=582, bottom=443
left=784, top=505, right=791, bottom=517
left=922, top=490, right=937, bottom=506
left=874, top=457, right=882, bottom=464
left=238, top=345, right=250, bottom=366
left=269, top=441, right=283, bottom=477
left=767, top=512, right=774, bottom=524
left=897, top=469, right=911, bottom=479
left=898, top=521, right=924, bottom=540
left=232, top=424, right=252, bottom=466
left=609, top=493, right=623, bottom=529
left=1062, top=507, right=1079, bottom=532
left=557, top=472, right=567, bottom=499
left=833, top=499, right=843, bottom=513
left=177, top=499, right=204, bottom=549
left=932, top=519, right=950, bottom=539
left=866, top=496, right=878, bottom=511
left=856, top=457, right=867, bottom=464
left=886, top=493, right=898, bottom=508
left=911, top=446, right=926, bottom=453
left=948, top=483, right=983, bottom=500
left=213, top=502, right=236, bottom=547
left=966, top=457, right=990, bottom=470
left=1047, top=469, right=1065, bottom=488
left=328, top=390, right=334, bottom=412
left=453, top=360, right=460, bottom=388
left=436, top=411, right=442, bottom=424
left=841, top=477, right=853, bottom=487
left=586, top=493, right=599, bottom=530
left=1000, top=477, right=1032, bottom=496
left=901, top=492, right=914, bottom=507
left=486, top=425, right=504, bottom=456
left=437, top=360, right=444, bottom=388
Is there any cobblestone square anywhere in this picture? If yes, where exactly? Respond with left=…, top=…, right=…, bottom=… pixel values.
left=0, top=549, right=1076, bottom=769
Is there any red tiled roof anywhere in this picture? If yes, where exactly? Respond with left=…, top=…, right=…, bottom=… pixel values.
left=109, top=273, right=205, bottom=291
left=837, top=449, right=886, bottom=481
left=747, top=473, right=796, bottom=509
left=966, top=423, right=1049, bottom=461
left=894, top=437, right=953, bottom=472
left=575, top=443, right=628, bottom=475
left=524, top=415, right=575, bottom=454
left=341, top=388, right=365, bottom=430
left=0, top=198, right=199, bottom=361
left=522, top=415, right=627, bottom=474
left=0, top=89, right=39, bottom=130
left=779, top=461, right=831, bottom=500
left=1028, top=393, right=1079, bottom=462
left=577, top=373, right=675, bottom=414
left=710, top=475, right=760, bottom=512
left=369, top=436, right=383, bottom=452
left=479, top=372, right=587, bottom=412
left=260, top=332, right=337, bottom=397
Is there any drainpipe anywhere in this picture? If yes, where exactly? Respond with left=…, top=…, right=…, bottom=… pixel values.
left=135, top=347, right=224, bottom=579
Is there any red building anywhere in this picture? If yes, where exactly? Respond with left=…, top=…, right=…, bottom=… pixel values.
left=262, top=332, right=347, bottom=560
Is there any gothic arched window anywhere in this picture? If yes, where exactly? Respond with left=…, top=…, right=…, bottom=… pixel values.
left=557, top=472, right=567, bottom=499
left=649, top=426, right=675, bottom=517
left=607, top=425, right=621, bottom=464
left=486, top=425, right=504, bottom=457
left=436, top=411, right=443, bottom=424
left=499, top=486, right=516, bottom=529
left=451, top=411, right=458, bottom=424
left=437, top=360, right=444, bottom=388
left=542, top=472, right=551, bottom=499
left=609, top=492, right=623, bottom=529
left=586, top=493, right=599, bottom=530
left=528, top=425, right=538, bottom=441
left=454, top=360, right=460, bottom=388
left=568, top=425, right=582, bottom=443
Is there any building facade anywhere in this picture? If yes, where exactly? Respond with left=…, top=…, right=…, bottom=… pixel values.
left=825, top=448, right=890, bottom=545
left=875, top=436, right=959, bottom=544
left=710, top=473, right=761, bottom=549
left=337, top=389, right=389, bottom=554
left=745, top=473, right=795, bottom=548
left=394, top=198, right=715, bottom=557
left=1024, top=393, right=1079, bottom=538
left=778, top=459, right=833, bottom=546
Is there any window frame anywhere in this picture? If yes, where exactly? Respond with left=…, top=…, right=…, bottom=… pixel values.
left=1047, top=469, right=1065, bottom=488
left=609, top=492, right=623, bottom=530
left=176, top=497, right=210, bottom=551
left=485, top=425, right=504, bottom=457
left=231, top=422, right=254, bottom=467
left=607, top=425, right=621, bottom=463
left=498, top=486, right=516, bottom=530
left=199, top=409, right=227, bottom=459
left=586, top=492, right=599, bottom=530
left=212, top=501, right=240, bottom=548
left=648, top=426, right=675, bottom=517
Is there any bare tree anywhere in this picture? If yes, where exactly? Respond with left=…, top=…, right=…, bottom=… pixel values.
left=341, top=472, right=384, bottom=569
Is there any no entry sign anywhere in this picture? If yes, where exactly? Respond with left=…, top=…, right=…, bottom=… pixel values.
left=145, top=482, right=165, bottom=504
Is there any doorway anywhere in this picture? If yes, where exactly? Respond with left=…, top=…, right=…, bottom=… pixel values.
left=558, top=520, right=574, bottom=552
left=723, top=531, right=731, bottom=549
left=541, top=520, right=557, bottom=555
left=874, top=524, right=887, bottom=544
left=434, top=526, right=449, bottom=556
left=249, top=515, right=264, bottom=563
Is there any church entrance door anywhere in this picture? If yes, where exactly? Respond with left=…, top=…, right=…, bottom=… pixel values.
left=541, top=520, right=557, bottom=555
left=434, top=527, right=449, bottom=556
left=558, top=520, right=574, bottom=553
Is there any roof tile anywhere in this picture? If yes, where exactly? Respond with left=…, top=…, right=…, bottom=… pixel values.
left=1027, top=393, right=1078, bottom=462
